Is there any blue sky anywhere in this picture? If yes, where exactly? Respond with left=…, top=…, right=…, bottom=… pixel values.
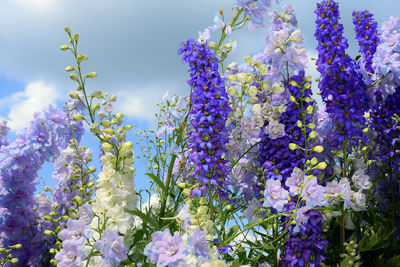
left=0, top=0, right=398, bottom=192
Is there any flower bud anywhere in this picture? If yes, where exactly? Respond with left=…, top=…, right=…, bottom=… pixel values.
left=60, top=45, right=70, bottom=51
left=123, top=125, right=133, bottom=131
left=8, top=244, right=22, bottom=250
left=110, top=94, right=117, bottom=102
left=104, top=128, right=115, bottom=135
left=102, top=143, right=113, bottom=151
left=73, top=114, right=84, bottom=122
left=315, top=162, right=327, bottom=170
left=69, top=92, right=80, bottom=99
left=101, top=120, right=111, bottom=128
left=44, top=230, right=54, bottom=236
left=50, top=259, right=58, bottom=266
left=310, top=157, right=318, bottom=166
left=65, top=66, right=74, bottom=72
left=64, top=26, right=71, bottom=35
left=289, top=143, right=298, bottom=150
left=227, top=75, right=236, bottom=82
left=49, top=248, right=57, bottom=254
left=312, top=146, right=324, bottom=153
left=306, top=105, right=314, bottom=114
left=226, top=204, right=233, bottom=211
left=86, top=72, right=97, bottom=78
left=91, top=89, right=102, bottom=98
left=73, top=33, right=79, bottom=41
left=236, top=73, right=248, bottom=84
left=115, top=113, right=124, bottom=120
left=69, top=73, right=79, bottom=81
left=309, top=131, right=317, bottom=139
left=10, top=258, right=19, bottom=264
left=178, top=183, right=187, bottom=188
left=244, top=55, right=253, bottom=64
left=296, top=120, right=302, bottom=128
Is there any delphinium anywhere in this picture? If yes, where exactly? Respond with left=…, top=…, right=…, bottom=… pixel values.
left=353, top=10, right=380, bottom=74
left=178, top=38, right=231, bottom=193
left=315, top=0, right=371, bottom=149
left=0, top=105, right=80, bottom=266
left=0, top=121, right=10, bottom=148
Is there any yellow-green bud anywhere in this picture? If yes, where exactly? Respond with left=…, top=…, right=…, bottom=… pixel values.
left=101, top=120, right=111, bottom=128
left=309, top=131, right=317, bottom=139
left=86, top=72, right=97, bottom=78
left=307, top=123, right=316, bottom=129
left=111, top=119, right=118, bottom=124
left=72, top=196, right=82, bottom=206
left=65, top=66, right=74, bottom=72
left=123, top=125, right=133, bottom=131
left=104, top=128, right=115, bottom=135
left=86, top=181, right=95, bottom=188
left=10, top=258, right=19, bottom=264
left=226, top=204, right=233, bottom=211
left=44, top=216, right=52, bottom=221
left=227, top=86, right=237, bottom=96
left=296, top=120, right=303, bottom=128
left=183, top=188, right=192, bottom=197
left=44, top=230, right=54, bottom=236
left=227, top=75, right=236, bottom=82
left=72, top=114, right=84, bottom=122
left=199, top=197, right=207, bottom=205
left=64, top=26, right=71, bottom=35
left=306, top=105, right=314, bottom=114
left=310, top=157, right=318, bottom=166
left=102, top=143, right=113, bottom=151
left=289, top=143, right=298, bottom=150
left=49, top=211, right=56, bottom=216
left=231, top=225, right=240, bottom=231
left=61, top=215, right=69, bottom=221
left=50, top=259, right=58, bottom=266
left=73, top=33, right=79, bottom=41
left=315, top=162, right=327, bottom=170
left=56, top=226, right=62, bottom=233
left=178, top=183, right=187, bottom=188
left=69, top=92, right=80, bottom=100
left=115, top=113, right=124, bottom=120
left=236, top=73, right=248, bottom=84
left=313, top=146, right=324, bottom=153
left=92, top=103, right=100, bottom=112
left=109, top=94, right=117, bottom=101
left=49, top=248, right=57, bottom=254
left=8, top=244, right=22, bottom=250
left=289, top=95, right=297, bottom=103
left=362, top=128, right=369, bottom=134
left=0, top=248, right=7, bottom=253
left=91, top=89, right=102, bottom=98
left=69, top=73, right=79, bottom=81
left=244, top=55, right=253, bottom=64
left=60, top=45, right=70, bottom=51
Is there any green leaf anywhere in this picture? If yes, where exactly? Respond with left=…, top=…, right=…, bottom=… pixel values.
left=145, top=172, right=167, bottom=191
left=125, top=208, right=153, bottom=227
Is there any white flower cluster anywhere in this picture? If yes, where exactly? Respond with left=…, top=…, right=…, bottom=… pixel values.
left=91, top=152, right=138, bottom=235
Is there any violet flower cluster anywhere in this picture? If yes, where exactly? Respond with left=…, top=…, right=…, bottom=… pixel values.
left=315, top=0, right=371, bottom=148
left=353, top=10, right=380, bottom=74
left=178, top=39, right=231, bottom=187
left=236, top=0, right=276, bottom=31
left=0, top=105, right=82, bottom=265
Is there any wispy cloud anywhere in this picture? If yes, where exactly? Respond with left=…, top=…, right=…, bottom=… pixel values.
left=1, top=81, right=60, bottom=130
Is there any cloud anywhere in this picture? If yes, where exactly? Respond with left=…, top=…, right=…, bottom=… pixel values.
left=1, top=81, right=60, bottom=130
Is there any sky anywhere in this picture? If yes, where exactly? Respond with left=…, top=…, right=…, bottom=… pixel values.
left=0, top=0, right=397, bottom=192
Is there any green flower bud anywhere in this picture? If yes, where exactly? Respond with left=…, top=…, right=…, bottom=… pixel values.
left=309, top=131, right=317, bottom=139
left=92, top=103, right=100, bottom=112
left=289, top=143, right=298, bottom=150
left=49, top=248, right=57, bottom=254
left=306, top=105, right=314, bottom=114
left=110, top=94, right=117, bottom=102
left=296, top=120, right=303, bottom=128
left=60, top=45, right=70, bottom=51
left=65, top=66, right=74, bottom=72
left=69, top=92, right=80, bottom=99
left=227, top=86, right=237, bottom=96
left=44, top=216, right=52, bottom=221
left=8, top=244, right=22, bottom=250
left=91, top=90, right=102, bottom=98
left=86, top=72, right=97, bottom=78
left=227, top=75, right=236, bottom=82
left=69, top=73, right=79, bottom=81
left=310, top=157, right=318, bottom=166
left=315, top=162, right=327, bottom=170
left=226, top=204, right=233, bottom=211
left=115, top=113, right=124, bottom=120
left=312, top=146, right=324, bottom=153
left=307, top=123, right=316, bottom=129
left=289, top=95, right=297, bottom=103
left=49, top=211, right=56, bottom=216
left=73, top=33, right=79, bottom=41
left=244, top=55, right=253, bottom=64
left=44, top=230, right=54, bottom=236
left=208, top=42, right=216, bottom=49
left=104, top=128, right=115, bottom=135
left=61, top=215, right=69, bottom=221
left=73, top=114, right=84, bottom=122
left=64, top=26, right=71, bottom=35
left=178, top=183, right=187, bottom=188
left=50, top=259, right=58, bottom=266
left=101, top=120, right=111, bottom=128
left=236, top=73, right=248, bottom=84
left=123, top=125, right=133, bottom=131
left=183, top=188, right=192, bottom=197
left=10, top=258, right=19, bottom=264
left=102, top=143, right=113, bottom=151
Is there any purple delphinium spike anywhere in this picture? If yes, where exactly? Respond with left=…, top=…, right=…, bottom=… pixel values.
left=0, top=104, right=82, bottom=266
left=315, top=0, right=371, bottom=149
left=178, top=39, right=231, bottom=189
left=352, top=10, right=380, bottom=73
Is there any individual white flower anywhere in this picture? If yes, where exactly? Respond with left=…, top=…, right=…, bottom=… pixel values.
left=289, top=29, right=304, bottom=44
left=264, top=119, right=285, bottom=139
left=352, top=170, right=371, bottom=190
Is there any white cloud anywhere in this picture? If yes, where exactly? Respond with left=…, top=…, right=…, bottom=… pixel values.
left=2, top=81, right=60, bottom=130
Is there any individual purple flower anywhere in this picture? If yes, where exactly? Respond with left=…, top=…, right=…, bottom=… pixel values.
left=324, top=180, right=341, bottom=204
left=293, top=206, right=309, bottom=233
left=243, top=198, right=263, bottom=224
left=94, top=229, right=128, bottom=266
left=301, top=176, right=326, bottom=209
left=144, top=229, right=188, bottom=266
left=236, top=0, right=274, bottom=31
left=351, top=169, right=371, bottom=190
left=263, top=179, right=289, bottom=212
left=352, top=10, right=380, bottom=73
left=187, top=227, right=210, bottom=263
left=285, top=167, right=305, bottom=195
left=54, top=239, right=87, bottom=267
left=264, top=119, right=285, bottom=139
left=58, top=219, right=88, bottom=244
